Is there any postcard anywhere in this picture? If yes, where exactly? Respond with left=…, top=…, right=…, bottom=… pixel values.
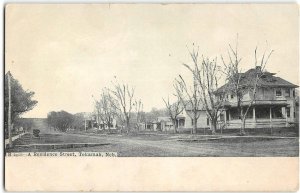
left=4, top=4, right=299, bottom=191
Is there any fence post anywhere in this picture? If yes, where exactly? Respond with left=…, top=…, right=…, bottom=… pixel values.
left=7, top=71, right=13, bottom=148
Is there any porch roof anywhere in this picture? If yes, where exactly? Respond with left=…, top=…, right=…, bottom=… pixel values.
left=224, top=100, right=288, bottom=107
left=177, top=114, right=186, bottom=119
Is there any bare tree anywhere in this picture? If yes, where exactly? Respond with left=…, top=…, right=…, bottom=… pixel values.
left=182, top=46, right=229, bottom=134
left=95, top=88, right=118, bottom=131
left=221, top=39, right=273, bottom=135
left=174, top=71, right=201, bottom=134
left=133, top=99, right=143, bottom=131
left=109, top=79, right=135, bottom=133
left=162, top=96, right=184, bottom=133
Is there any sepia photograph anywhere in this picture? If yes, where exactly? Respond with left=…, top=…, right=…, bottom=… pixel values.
left=4, top=3, right=299, bottom=191
left=5, top=3, right=299, bottom=157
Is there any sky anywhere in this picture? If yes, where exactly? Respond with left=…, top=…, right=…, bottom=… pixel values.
left=5, top=4, right=299, bottom=118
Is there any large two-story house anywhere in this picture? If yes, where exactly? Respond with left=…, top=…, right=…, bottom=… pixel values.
left=216, top=66, right=298, bottom=129
left=153, top=67, right=297, bottom=132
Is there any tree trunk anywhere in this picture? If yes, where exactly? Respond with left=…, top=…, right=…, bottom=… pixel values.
left=240, top=117, right=246, bottom=135
left=173, top=120, right=178, bottom=134
left=126, top=118, right=130, bottom=133
left=7, top=72, right=12, bottom=148
left=210, top=119, right=217, bottom=135
left=107, top=121, right=111, bottom=132
left=239, top=107, right=246, bottom=135
left=193, top=117, right=197, bottom=134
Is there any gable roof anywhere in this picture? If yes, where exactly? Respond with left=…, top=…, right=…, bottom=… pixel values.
left=216, top=67, right=298, bottom=93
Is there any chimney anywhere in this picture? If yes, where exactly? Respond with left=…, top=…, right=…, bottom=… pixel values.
left=256, top=66, right=262, bottom=72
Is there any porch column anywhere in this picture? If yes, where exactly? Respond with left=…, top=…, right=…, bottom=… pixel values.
left=253, top=107, right=256, bottom=122
left=224, top=110, right=227, bottom=124
left=285, top=107, right=288, bottom=127
left=269, top=107, right=272, bottom=128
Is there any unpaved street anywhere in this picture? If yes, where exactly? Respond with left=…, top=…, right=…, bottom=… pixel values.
left=10, top=132, right=299, bottom=157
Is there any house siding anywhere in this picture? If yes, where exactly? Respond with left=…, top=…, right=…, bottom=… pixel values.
left=178, top=110, right=209, bottom=130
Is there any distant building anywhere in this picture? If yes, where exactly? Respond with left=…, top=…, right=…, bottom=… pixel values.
left=140, top=121, right=158, bottom=131
left=98, top=119, right=117, bottom=130
left=177, top=103, right=209, bottom=130
left=152, top=102, right=210, bottom=132
left=157, top=117, right=173, bottom=131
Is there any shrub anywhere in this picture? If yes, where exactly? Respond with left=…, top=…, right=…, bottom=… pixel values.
left=33, top=129, right=40, bottom=137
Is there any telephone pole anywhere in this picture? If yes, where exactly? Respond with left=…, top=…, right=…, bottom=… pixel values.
left=7, top=71, right=12, bottom=148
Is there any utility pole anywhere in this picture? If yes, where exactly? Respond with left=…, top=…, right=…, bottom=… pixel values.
left=7, top=71, right=12, bottom=148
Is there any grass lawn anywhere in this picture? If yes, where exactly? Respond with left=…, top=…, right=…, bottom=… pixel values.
left=6, top=131, right=299, bottom=157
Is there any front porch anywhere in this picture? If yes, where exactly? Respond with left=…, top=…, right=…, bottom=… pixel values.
left=222, top=105, right=292, bottom=129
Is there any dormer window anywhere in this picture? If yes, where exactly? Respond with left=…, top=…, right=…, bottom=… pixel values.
left=231, top=94, right=234, bottom=99
left=275, top=89, right=282, bottom=97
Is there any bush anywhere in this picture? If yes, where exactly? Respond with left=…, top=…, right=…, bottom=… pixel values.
left=33, top=129, right=40, bottom=137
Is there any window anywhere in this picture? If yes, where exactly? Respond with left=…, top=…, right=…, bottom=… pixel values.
left=293, top=90, right=295, bottom=97
left=230, top=108, right=240, bottom=120
left=243, top=107, right=253, bottom=119
left=272, top=106, right=283, bottom=119
left=256, top=106, right=270, bottom=119
left=219, top=94, right=223, bottom=100
left=286, top=107, right=290, bottom=118
left=285, top=88, right=290, bottom=97
left=207, top=118, right=210, bottom=126
left=231, top=94, right=234, bottom=99
left=178, top=119, right=185, bottom=127
left=275, top=89, right=282, bottom=97
left=220, top=113, right=225, bottom=121
left=226, top=110, right=230, bottom=121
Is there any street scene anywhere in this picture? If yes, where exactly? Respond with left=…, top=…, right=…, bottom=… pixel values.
left=5, top=4, right=299, bottom=157
left=8, top=128, right=298, bottom=157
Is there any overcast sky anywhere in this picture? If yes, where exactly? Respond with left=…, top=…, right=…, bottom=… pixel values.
left=5, top=4, right=299, bottom=118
